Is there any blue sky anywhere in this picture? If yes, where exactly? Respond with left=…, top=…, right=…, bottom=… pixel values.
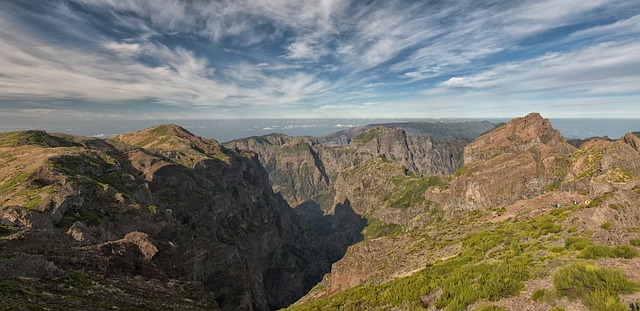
left=0, top=0, right=639, bottom=120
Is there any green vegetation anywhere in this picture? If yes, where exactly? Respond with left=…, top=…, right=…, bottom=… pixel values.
left=577, top=244, right=638, bottom=259
left=0, top=269, right=219, bottom=310
left=0, top=131, right=46, bottom=147
left=600, top=222, right=611, bottom=230
left=608, top=203, right=622, bottom=210
left=280, top=142, right=311, bottom=154
left=603, top=166, right=634, bottom=183
left=148, top=205, right=158, bottom=215
left=47, top=153, right=130, bottom=193
left=473, top=304, right=505, bottom=311
left=453, top=164, right=478, bottom=178
left=571, top=145, right=606, bottom=180
left=565, top=236, right=589, bottom=250
left=290, top=207, right=576, bottom=311
left=0, top=171, right=28, bottom=196
left=383, top=175, right=447, bottom=209
left=553, top=263, right=638, bottom=311
left=56, top=208, right=104, bottom=228
left=352, top=128, right=385, bottom=145
left=630, top=239, right=640, bottom=246
left=531, top=288, right=556, bottom=304
left=531, top=288, right=546, bottom=302
left=549, top=307, right=566, bottom=311
left=590, top=193, right=613, bottom=208
left=362, top=218, right=402, bottom=240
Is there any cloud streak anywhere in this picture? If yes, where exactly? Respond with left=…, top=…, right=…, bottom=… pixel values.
left=0, top=0, right=638, bottom=119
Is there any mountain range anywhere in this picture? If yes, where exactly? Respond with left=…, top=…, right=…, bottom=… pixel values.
left=1, top=113, right=640, bottom=310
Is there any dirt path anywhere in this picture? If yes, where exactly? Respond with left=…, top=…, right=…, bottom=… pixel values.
left=486, top=191, right=589, bottom=223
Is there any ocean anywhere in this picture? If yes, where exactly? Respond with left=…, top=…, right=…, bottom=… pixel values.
left=0, top=118, right=638, bottom=143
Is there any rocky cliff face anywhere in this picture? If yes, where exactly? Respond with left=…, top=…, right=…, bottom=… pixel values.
left=226, top=121, right=492, bottom=211
left=449, top=113, right=575, bottom=209
left=225, top=122, right=493, bottom=301
left=0, top=126, right=334, bottom=310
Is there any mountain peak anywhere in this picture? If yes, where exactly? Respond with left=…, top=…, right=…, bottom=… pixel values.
left=450, top=113, right=575, bottom=209
left=111, top=124, right=230, bottom=165
left=113, top=124, right=206, bottom=149
left=464, top=112, right=566, bottom=163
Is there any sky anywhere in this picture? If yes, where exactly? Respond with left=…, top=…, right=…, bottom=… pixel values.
left=0, top=0, right=639, bottom=121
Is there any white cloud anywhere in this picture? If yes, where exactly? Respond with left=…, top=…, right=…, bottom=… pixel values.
left=438, top=41, right=640, bottom=94
left=0, top=0, right=638, bottom=119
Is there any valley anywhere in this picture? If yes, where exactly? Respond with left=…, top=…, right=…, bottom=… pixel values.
left=2, top=113, right=640, bottom=310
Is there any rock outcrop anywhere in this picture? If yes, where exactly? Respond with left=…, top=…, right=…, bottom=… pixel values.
left=449, top=113, right=575, bottom=209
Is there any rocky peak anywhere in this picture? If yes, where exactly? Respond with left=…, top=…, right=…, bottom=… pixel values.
left=450, top=113, right=575, bottom=209
left=464, top=112, right=565, bottom=164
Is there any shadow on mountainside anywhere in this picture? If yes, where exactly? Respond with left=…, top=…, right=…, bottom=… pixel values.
left=294, top=198, right=366, bottom=265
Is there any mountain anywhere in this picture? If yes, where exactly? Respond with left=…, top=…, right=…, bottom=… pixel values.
left=449, top=113, right=576, bottom=209
left=226, top=121, right=495, bottom=211
left=315, top=120, right=496, bottom=147
left=286, top=114, right=640, bottom=310
left=0, top=126, right=341, bottom=310
left=3, top=116, right=640, bottom=311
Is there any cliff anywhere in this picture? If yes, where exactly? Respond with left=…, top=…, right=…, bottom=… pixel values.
left=0, top=126, right=335, bottom=310
left=449, top=113, right=575, bottom=209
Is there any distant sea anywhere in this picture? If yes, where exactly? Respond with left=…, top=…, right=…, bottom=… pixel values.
left=0, top=118, right=638, bottom=143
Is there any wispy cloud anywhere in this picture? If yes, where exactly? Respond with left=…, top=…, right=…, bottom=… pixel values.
left=439, top=41, right=640, bottom=94
left=0, top=0, right=638, bottom=119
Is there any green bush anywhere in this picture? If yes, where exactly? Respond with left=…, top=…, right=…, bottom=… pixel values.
left=631, top=239, right=640, bottom=246
left=577, top=244, right=638, bottom=259
left=531, top=288, right=556, bottom=304
left=582, top=289, right=628, bottom=311
left=474, top=304, right=505, bottom=311
left=565, top=236, right=589, bottom=250
left=615, top=245, right=639, bottom=259
left=549, top=307, right=566, bottom=311
left=601, top=222, right=611, bottom=230
left=148, top=205, right=158, bottom=214
left=554, top=263, right=638, bottom=310
left=531, top=289, right=546, bottom=302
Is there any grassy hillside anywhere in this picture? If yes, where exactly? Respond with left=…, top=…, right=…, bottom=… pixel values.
left=289, top=202, right=640, bottom=310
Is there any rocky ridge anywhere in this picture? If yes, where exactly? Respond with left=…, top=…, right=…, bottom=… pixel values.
left=287, top=113, right=640, bottom=310
left=3, top=115, right=640, bottom=311
left=0, top=125, right=340, bottom=310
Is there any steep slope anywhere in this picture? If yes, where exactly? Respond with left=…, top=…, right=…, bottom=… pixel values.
left=289, top=116, right=640, bottom=311
left=226, top=121, right=490, bottom=210
left=0, top=126, right=334, bottom=310
left=563, top=135, right=640, bottom=194
left=449, top=113, right=575, bottom=209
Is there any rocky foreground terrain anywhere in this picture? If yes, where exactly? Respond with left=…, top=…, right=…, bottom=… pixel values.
left=0, top=125, right=346, bottom=310
left=2, top=113, right=640, bottom=311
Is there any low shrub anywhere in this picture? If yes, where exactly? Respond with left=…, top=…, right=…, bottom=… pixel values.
left=565, top=236, right=589, bottom=250
left=531, top=288, right=556, bottom=304
left=474, top=304, right=505, bottom=311
left=554, top=263, right=638, bottom=310
left=577, top=245, right=638, bottom=259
